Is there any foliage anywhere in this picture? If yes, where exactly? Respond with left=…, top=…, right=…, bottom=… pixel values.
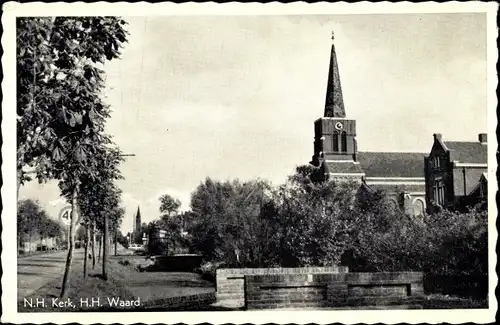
left=288, top=164, right=327, bottom=187
left=116, top=232, right=129, bottom=249
left=145, top=220, right=169, bottom=256
left=189, top=178, right=273, bottom=266
left=159, top=194, right=181, bottom=218
left=186, top=165, right=488, bottom=300
left=17, top=199, right=63, bottom=243
left=17, top=17, right=128, bottom=186
left=342, top=188, right=488, bottom=299
left=17, top=17, right=129, bottom=295
left=270, top=175, right=359, bottom=267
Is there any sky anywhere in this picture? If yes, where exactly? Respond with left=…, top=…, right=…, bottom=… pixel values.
left=19, top=13, right=488, bottom=233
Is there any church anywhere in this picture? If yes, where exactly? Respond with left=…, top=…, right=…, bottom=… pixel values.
left=309, top=33, right=427, bottom=216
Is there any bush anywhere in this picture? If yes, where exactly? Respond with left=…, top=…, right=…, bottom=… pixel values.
left=195, top=261, right=225, bottom=283
left=343, top=194, right=488, bottom=299
left=185, top=169, right=488, bottom=300
left=118, top=259, right=130, bottom=266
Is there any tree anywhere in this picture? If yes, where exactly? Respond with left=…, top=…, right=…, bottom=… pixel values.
left=158, top=193, right=184, bottom=254
left=16, top=17, right=128, bottom=192
left=17, top=199, right=63, bottom=254
left=190, top=178, right=274, bottom=266
left=76, top=145, right=124, bottom=279
left=17, top=199, right=47, bottom=252
left=109, top=206, right=125, bottom=256
left=269, top=175, right=358, bottom=267
left=116, top=231, right=129, bottom=249
left=159, top=194, right=181, bottom=218
left=17, top=17, right=128, bottom=297
left=17, top=199, right=37, bottom=252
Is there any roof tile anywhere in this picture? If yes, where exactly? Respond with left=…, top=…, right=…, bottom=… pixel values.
left=323, top=161, right=365, bottom=174
left=444, top=141, right=487, bottom=164
left=357, top=152, right=426, bottom=178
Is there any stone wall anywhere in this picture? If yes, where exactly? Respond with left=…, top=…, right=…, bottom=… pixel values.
left=245, top=272, right=424, bottom=310
left=216, top=266, right=349, bottom=308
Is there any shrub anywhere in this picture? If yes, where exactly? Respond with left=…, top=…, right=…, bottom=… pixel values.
left=343, top=193, right=488, bottom=299
left=118, top=259, right=130, bottom=266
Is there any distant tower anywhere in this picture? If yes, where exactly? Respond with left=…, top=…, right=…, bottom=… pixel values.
left=135, top=206, right=142, bottom=233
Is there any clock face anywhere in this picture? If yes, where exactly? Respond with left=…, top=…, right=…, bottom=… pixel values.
left=335, top=122, right=344, bottom=130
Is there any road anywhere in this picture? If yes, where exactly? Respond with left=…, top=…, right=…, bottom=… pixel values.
left=17, top=249, right=84, bottom=299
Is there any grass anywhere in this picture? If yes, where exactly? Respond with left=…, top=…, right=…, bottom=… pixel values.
left=18, top=257, right=136, bottom=312
left=422, top=294, right=488, bottom=309
left=18, top=249, right=63, bottom=259
left=18, top=255, right=215, bottom=312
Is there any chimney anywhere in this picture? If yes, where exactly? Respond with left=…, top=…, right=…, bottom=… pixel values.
left=478, top=133, right=487, bottom=144
left=433, top=133, right=442, bottom=141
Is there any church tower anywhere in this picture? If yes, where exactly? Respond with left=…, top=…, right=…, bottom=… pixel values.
left=134, top=206, right=142, bottom=233
left=311, top=32, right=364, bottom=182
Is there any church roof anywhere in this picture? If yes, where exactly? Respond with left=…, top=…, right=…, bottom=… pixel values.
left=444, top=141, right=487, bottom=164
left=323, top=161, right=365, bottom=174
left=357, top=152, right=426, bottom=178
left=366, top=183, right=426, bottom=194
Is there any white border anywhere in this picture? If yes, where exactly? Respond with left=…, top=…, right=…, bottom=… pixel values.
left=2, top=2, right=498, bottom=324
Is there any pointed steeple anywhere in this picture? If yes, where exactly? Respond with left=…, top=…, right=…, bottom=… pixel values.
left=135, top=206, right=142, bottom=232
left=324, top=31, right=346, bottom=118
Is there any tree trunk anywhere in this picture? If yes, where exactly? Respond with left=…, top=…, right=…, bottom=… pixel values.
left=29, top=232, right=32, bottom=254
left=17, top=169, right=23, bottom=201
left=98, top=234, right=102, bottom=262
left=60, top=186, right=78, bottom=298
left=114, top=231, right=118, bottom=256
left=17, top=233, right=21, bottom=257
left=102, top=215, right=108, bottom=280
left=91, top=221, right=96, bottom=269
left=83, top=224, right=89, bottom=279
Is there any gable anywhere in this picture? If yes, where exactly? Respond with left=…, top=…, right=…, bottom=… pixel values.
left=429, top=140, right=447, bottom=157
left=357, top=152, right=426, bottom=178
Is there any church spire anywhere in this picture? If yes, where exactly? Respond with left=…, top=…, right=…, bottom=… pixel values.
left=135, top=206, right=142, bottom=233
left=324, top=30, right=346, bottom=118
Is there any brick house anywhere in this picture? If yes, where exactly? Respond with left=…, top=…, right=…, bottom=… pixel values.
left=310, top=33, right=426, bottom=216
left=424, top=133, right=487, bottom=213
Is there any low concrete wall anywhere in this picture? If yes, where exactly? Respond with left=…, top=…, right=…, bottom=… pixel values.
left=216, top=266, right=349, bottom=307
left=245, top=272, right=424, bottom=310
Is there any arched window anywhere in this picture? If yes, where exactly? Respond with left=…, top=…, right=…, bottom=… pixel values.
left=332, top=131, right=339, bottom=152
left=414, top=199, right=425, bottom=216
left=341, top=131, right=347, bottom=152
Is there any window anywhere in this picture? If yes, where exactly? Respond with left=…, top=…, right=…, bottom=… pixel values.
left=332, top=131, right=339, bottom=152
left=341, top=132, right=347, bottom=152
left=432, top=156, right=441, bottom=169
left=414, top=199, right=425, bottom=216
left=433, top=180, right=445, bottom=206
